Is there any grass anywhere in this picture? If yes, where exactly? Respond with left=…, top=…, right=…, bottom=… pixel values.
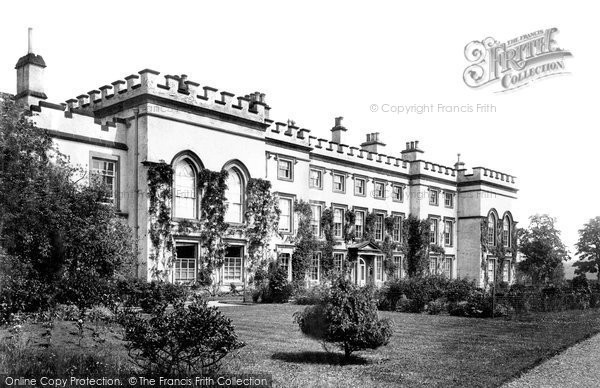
left=1, top=305, right=600, bottom=387
left=220, top=304, right=600, bottom=388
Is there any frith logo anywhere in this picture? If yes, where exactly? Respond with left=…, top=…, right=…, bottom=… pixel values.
left=463, top=28, right=572, bottom=92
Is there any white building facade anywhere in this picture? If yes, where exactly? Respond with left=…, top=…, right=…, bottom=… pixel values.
left=6, top=43, right=519, bottom=289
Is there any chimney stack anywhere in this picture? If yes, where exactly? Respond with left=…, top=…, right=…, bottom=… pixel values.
left=330, top=116, right=348, bottom=143
left=360, top=132, right=386, bottom=153
left=400, top=140, right=424, bottom=161
left=15, top=28, right=47, bottom=107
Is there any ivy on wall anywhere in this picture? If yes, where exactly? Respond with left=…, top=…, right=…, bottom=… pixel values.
left=291, top=200, right=318, bottom=284
left=197, top=169, right=229, bottom=270
left=401, top=215, right=432, bottom=278
left=147, top=162, right=175, bottom=280
left=480, top=218, right=518, bottom=285
left=320, top=207, right=335, bottom=278
left=364, top=212, right=377, bottom=243
left=245, top=178, right=280, bottom=270
left=382, top=216, right=399, bottom=276
left=343, top=210, right=356, bottom=243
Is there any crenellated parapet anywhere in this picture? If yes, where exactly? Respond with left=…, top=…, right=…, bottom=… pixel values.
left=410, top=160, right=457, bottom=178
left=64, top=70, right=271, bottom=124
left=458, top=166, right=517, bottom=188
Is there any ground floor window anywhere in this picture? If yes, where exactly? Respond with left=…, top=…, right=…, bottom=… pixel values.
left=279, top=252, right=291, bottom=279
left=503, top=260, right=511, bottom=282
left=174, top=243, right=197, bottom=283
left=443, top=256, right=453, bottom=278
left=376, top=256, right=383, bottom=281
left=333, top=252, right=344, bottom=272
left=487, top=258, right=496, bottom=283
left=310, top=252, right=321, bottom=281
left=223, top=246, right=243, bottom=283
left=429, top=256, right=440, bottom=275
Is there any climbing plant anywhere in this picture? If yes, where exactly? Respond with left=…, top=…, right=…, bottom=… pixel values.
left=291, top=200, right=318, bottom=284
left=245, top=178, right=280, bottom=270
left=364, top=212, right=377, bottom=243
left=402, top=215, right=431, bottom=278
left=382, top=216, right=399, bottom=277
left=147, top=162, right=175, bottom=280
left=320, top=207, right=335, bottom=278
left=343, top=210, right=356, bottom=243
left=197, top=169, right=229, bottom=270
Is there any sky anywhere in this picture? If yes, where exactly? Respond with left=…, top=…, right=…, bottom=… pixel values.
left=1, top=1, right=598, bottom=276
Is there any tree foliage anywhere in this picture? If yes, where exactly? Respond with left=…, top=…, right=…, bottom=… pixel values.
left=574, top=216, right=600, bottom=281
left=0, top=98, right=136, bottom=313
left=518, top=214, right=569, bottom=286
left=294, top=277, right=393, bottom=359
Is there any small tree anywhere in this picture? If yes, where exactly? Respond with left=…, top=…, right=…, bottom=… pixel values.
left=118, top=295, right=245, bottom=375
left=518, top=214, right=569, bottom=286
left=574, top=216, right=600, bottom=281
left=294, top=277, right=393, bottom=360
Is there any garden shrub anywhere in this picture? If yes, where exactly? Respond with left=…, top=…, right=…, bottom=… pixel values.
left=252, top=262, right=293, bottom=303
left=427, top=298, right=446, bottom=315
left=294, top=278, right=393, bottom=359
left=294, top=285, right=329, bottom=305
left=118, top=295, right=245, bottom=375
left=378, top=276, right=478, bottom=313
left=115, top=279, right=188, bottom=313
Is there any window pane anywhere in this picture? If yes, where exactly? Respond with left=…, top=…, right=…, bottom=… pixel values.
left=279, top=198, right=292, bottom=232
left=174, top=160, right=196, bottom=219
left=225, top=170, right=243, bottom=223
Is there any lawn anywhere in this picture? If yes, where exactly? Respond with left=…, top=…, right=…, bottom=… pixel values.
left=219, top=304, right=600, bottom=388
left=1, top=305, right=600, bottom=387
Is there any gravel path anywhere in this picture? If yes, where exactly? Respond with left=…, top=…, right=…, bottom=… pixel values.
left=504, top=333, right=600, bottom=388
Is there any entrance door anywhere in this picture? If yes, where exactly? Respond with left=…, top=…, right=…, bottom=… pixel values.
left=357, top=258, right=366, bottom=286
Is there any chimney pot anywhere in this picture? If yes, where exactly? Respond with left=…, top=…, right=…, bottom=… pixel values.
left=406, top=142, right=410, bottom=149
left=415, top=141, right=419, bottom=149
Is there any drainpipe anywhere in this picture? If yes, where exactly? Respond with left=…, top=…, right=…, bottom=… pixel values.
left=133, top=108, right=140, bottom=278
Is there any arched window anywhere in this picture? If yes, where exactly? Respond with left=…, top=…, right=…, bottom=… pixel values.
left=503, top=216, right=511, bottom=247
left=225, top=168, right=244, bottom=223
left=174, top=159, right=197, bottom=219
left=487, top=213, right=496, bottom=247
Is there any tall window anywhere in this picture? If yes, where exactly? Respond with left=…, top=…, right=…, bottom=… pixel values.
left=374, top=182, right=385, bottom=199
left=333, top=253, right=344, bottom=272
left=91, top=158, right=117, bottom=204
left=487, top=213, right=496, bottom=247
left=393, top=255, right=402, bottom=279
left=279, top=198, right=292, bottom=233
left=430, top=218, right=439, bottom=244
left=279, top=252, right=291, bottom=279
left=310, top=253, right=321, bottom=281
left=355, top=178, right=366, bottom=196
left=443, top=256, right=453, bottom=278
left=355, top=210, right=365, bottom=239
left=174, top=160, right=197, bottom=219
left=311, top=204, right=322, bottom=236
left=392, top=216, right=402, bottom=242
left=429, top=256, right=439, bottom=275
left=503, top=217, right=511, bottom=247
left=487, top=258, right=496, bottom=282
left=225, top=169, right=243, bottom=223
left=223, top=246, right=243, bottom=282
left=375, top=214, right=384, bottom=241
left=174, top=243, right=197, bottom=283
left=309, top=169, right=322, bottom=189
left=429, top=189, right=439, bottom=206
left=392, top=185, right=403, bottom=202
left=333, top=208, right=344, bottom=238
left=444, top=192, right=454, bottom=208
left=333, top=173, right=345, bottom=193
left=277, top=159, right=293, bottom=181
left=376, top=256, right=383, bottom=281
left=444, top=220, right=453, bottom=246
left=503, top=261, right=511, bottom=282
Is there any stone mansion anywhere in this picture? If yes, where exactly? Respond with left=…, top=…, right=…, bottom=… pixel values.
left=4, top=36, right=518, bottom=289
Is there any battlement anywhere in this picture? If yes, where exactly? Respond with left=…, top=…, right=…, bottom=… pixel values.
left=458, top=166, right=517, bottom=187
left=410, top=160, right=457, bottom=179
left=65, top=70, right=270, bottom=125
